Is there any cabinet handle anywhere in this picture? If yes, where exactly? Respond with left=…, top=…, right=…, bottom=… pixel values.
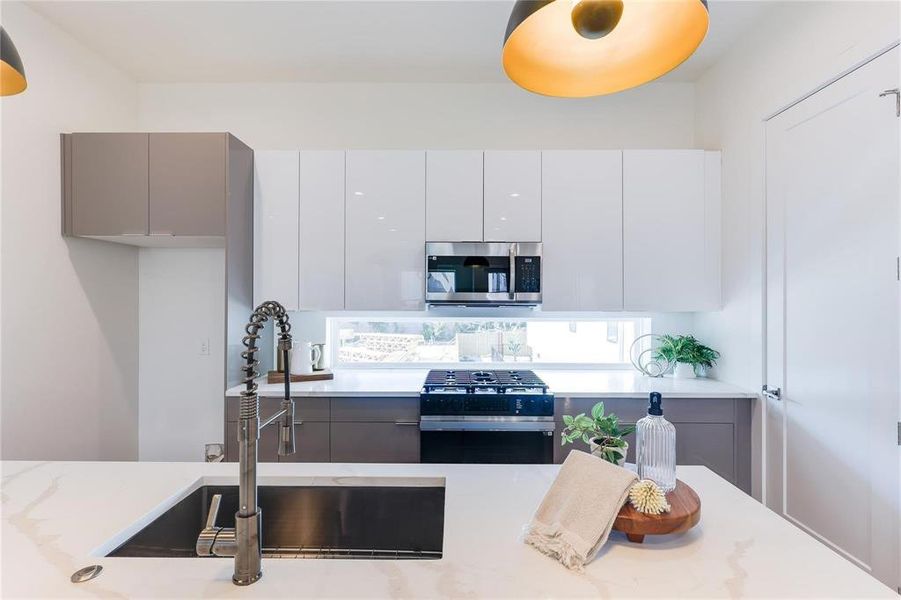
left=293, top=420, right=304, bottom=426
left=121, top=232, right=146, bottom=236
left=394, top=421, right=420, bottom=426
left=149, top=231, right=175, bottom=236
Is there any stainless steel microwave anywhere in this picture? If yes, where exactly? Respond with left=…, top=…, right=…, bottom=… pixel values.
left=425, top=242, right=542, bottom=306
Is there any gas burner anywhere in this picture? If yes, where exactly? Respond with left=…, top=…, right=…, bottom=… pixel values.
left=420, top=369, right=554, bottom=418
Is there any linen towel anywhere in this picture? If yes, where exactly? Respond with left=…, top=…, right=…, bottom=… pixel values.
left=523, top=450, right=638, bottom=571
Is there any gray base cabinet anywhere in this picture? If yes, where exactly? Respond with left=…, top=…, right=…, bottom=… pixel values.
left=224, top=396, right=420, bottom=464
left=330, top=422, right=420, bottom=463
left=223, top=395, right=749, bottom=489
left=555, top=397, right=752, bottom=493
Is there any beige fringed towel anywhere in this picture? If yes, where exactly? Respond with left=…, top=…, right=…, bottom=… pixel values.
left=524, top=450, right=638, bottom=571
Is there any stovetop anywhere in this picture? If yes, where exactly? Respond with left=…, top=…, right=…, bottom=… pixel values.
left=422, top=369, right=548, bottom=394
left=420, top=369, right=553, bottom=416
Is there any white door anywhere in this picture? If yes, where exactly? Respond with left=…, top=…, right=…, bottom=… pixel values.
left=765, top=47, right=899, bottom=589
left=345, top=151, right=426, bottom=310
left=426, top=151, right=483, bottom=242
left=483, top=151, right=541, bottom=242
left=253, top=151, right=300, bottom=310
left=622, top=150, right=721, bottom=311
left=541, top=150, right=623, bottom=311
left=299, top=151, right=345, bottom=310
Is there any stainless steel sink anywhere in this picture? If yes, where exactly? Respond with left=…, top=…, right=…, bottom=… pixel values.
left=108, top=485, right=445, bottom=559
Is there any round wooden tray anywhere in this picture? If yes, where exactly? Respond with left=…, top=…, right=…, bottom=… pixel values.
left=613, top=479, right=700, bottom=543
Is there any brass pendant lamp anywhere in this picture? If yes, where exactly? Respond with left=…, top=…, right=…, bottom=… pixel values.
left=503, top=0, right=709, bottom=97
left=1, top=27, right=27, bottom=96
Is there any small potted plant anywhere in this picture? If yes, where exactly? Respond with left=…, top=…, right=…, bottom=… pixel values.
left=653, top=334, right=720, bottom=378
left=560, top=402, right=634, bottom=466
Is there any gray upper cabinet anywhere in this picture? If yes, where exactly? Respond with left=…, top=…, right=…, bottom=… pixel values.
left=65, top=133, right=149, bottom=236
left=62, top=132, right=248, bottom=244
left=149, top=133, right=227, bottom=236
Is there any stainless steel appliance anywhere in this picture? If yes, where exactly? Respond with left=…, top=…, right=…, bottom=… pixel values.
left=425, top=242, right=542, bottom=306
left=419, top=369, right=555, bottom=464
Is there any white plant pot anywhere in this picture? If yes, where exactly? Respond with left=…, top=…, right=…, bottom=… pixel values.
left=589, top=439, right=628, bottom=467
left=673, top=363, right=696, bottom=379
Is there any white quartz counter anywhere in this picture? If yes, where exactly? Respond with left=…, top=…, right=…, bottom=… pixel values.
left=2, top=461, right=893, bottom=599
left=225, top=369, right=754, bottom=399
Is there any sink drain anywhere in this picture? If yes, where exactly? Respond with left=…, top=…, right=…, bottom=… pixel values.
left=70, top=565, right=103, bottom=583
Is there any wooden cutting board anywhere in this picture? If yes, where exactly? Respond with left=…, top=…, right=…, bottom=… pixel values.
left=613, top=479, right=701, bottom=543
left=267, top=370, right=334, bottom=383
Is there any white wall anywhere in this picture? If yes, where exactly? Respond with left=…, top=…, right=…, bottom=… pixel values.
left=138, top=248, right=225, bottom=461
left=692, top=0, right=900, bottom=499
left=0, top=1, right=140, bottom=460
left=138, top=81, right=696, bottom=149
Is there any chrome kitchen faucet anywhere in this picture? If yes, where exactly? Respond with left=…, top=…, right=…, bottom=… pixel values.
left=195, top=300, right=295, bottom=585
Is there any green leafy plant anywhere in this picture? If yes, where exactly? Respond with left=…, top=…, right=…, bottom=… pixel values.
left=560, top=402, right=634, bottom=464
left=653, top=335, right=720, bottom=369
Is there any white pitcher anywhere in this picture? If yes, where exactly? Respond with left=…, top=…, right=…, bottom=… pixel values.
left=291, top=342, right=322, bottom=375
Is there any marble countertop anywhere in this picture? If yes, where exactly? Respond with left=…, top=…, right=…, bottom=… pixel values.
left=225, top=369, right=755, bottom=399
left=2, top=461, right=893, bottom=599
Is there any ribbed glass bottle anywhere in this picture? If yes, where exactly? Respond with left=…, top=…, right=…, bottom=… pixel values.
left=635, top=393, right=676, bottom=492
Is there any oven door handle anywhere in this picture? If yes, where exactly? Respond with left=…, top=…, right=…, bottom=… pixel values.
left=419, top=420, right=555, bottom=433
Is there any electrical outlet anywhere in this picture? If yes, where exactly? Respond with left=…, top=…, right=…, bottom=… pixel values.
left=199, top=338, right=210, bottom=356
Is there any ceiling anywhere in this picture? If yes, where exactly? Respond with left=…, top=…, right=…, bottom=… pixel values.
left=27, top=0, right=774, bottom=84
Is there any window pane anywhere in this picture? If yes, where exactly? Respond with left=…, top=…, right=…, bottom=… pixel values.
left=332, top=318, right=648, bottom=366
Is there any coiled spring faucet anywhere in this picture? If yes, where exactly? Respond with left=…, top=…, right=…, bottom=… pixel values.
left=196, top=300, right=296, bottom=585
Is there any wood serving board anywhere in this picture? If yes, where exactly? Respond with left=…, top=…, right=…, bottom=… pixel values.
left=267, top=370, right=334, bottom=383
left=613, top=479, right=701, bottom=543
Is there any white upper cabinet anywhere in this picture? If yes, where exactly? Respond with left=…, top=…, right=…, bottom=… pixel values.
left=345, top=151, right=426, bottom=310
left=623, top=150, right=721, bottom=311
left=483, top=151, right=541, bottom=242
left=426, top=151, right=483, bottom=242
left=299, top=151, right=345, bottom=310
left=253, top=151, right=300, bottom=311
left=542, top=151, right=624, bottom=311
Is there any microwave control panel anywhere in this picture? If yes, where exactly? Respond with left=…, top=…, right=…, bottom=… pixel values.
left=515, top=256, right=541, bottom=293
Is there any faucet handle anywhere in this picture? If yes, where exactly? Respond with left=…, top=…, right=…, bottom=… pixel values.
left=197, top=494, right=236, bottom=557
left=205, top=494, right=223, bottom=529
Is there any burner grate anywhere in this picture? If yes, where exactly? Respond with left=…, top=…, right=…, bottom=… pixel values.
left=423, top=369, right=547, bottom=392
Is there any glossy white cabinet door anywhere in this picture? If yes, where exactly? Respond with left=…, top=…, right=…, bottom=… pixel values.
left=426, top=151, right=483, bottom=242
left=299, top=151, right=345, bottom=310
left=484, top=151, right=541, bottom=241
left=345, top=151, right=426, bottom=310
left=542, top=151, right=623, bottom=311
left=623, top=150, right=721, bottom=311
left=253, top=151, right=299, bottom=310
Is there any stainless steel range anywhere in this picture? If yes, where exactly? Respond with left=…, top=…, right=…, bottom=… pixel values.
left=419, top=369, right=555, bottom=464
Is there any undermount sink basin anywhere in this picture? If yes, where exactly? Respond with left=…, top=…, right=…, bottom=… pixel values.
left=108, top=483, right=445, bottom=560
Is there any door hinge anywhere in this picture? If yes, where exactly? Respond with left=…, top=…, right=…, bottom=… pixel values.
left=898, top=422, right=901, bottom=446
left=879, top=88, right=900, bottom=117
left=896, top=257, right=899, bottom=281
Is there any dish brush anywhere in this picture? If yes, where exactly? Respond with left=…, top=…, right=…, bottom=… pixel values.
left=629, top=479, right=671, bottom=515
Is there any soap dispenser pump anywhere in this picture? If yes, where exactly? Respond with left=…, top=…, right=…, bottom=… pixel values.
left=636, top=392, right=676, bottom=492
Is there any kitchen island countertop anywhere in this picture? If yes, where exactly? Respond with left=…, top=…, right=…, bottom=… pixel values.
left=225, top=369, right=755, bottom=399
left=1, top=460, right=893, bottom=599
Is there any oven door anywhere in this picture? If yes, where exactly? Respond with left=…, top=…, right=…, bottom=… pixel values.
left=419, top=417, right=555, bottom=464
left=425, top=242, right=541, bottom=306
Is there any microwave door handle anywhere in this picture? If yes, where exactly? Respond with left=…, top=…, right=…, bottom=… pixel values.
left=508, top=244, right=516, bottom=300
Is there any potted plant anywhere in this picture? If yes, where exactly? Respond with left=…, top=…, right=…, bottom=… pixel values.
left=653, top=334, right=720, bottom=378
left=560, top=402, right=634, bottom=466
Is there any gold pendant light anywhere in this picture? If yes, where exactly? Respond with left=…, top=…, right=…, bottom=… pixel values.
left=1, top=27, right=27, bottom=96
left=503, top=0, right=708, bottom=98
